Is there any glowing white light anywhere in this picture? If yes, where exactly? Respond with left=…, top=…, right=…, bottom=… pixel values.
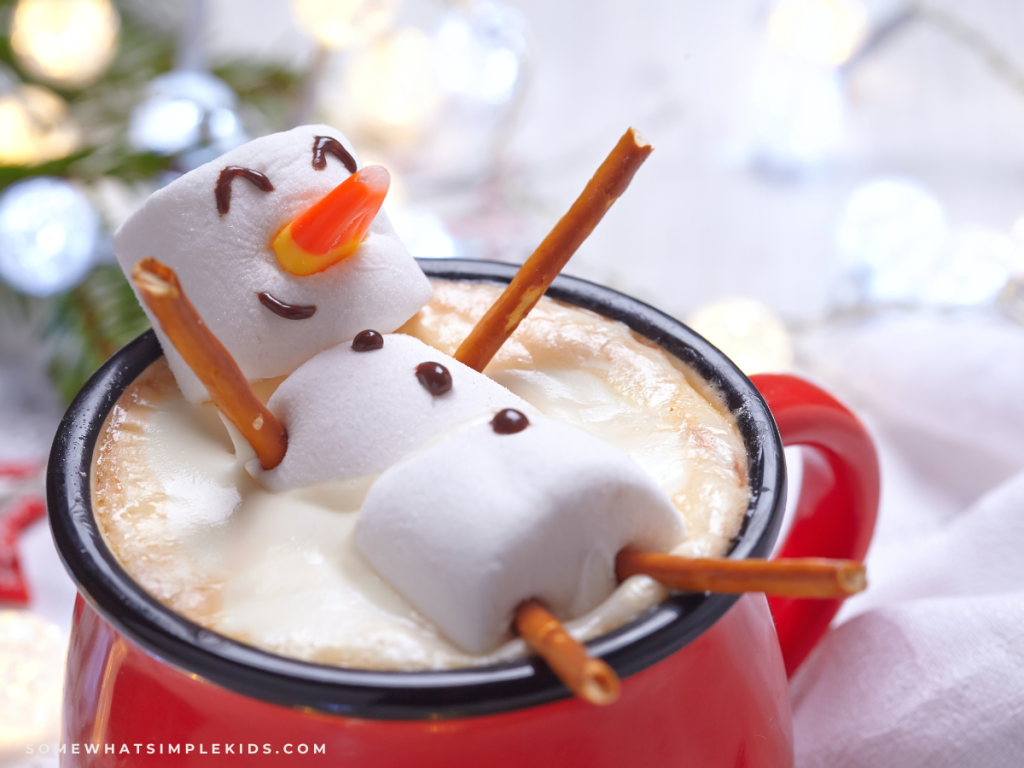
left=346, top=29, right=442, bottom=138
left=0, top=84, right=80, bottom=166
left=0, top=176, right=98, bottom=297
left=686, top=298, right=793, bottom=375
left=128, top=71, right=247, bottom=158
left=388, top=206, right=459, bottom=259
left=36, top=221, right=67, bottom=253
left=10, top=0, right=120, bottom=87
left=768, top=0, right=869, bottom=67
left=747, top=57, right=846, bottom=172
left=925, top=227, right=1016, bottom=306
left=132, top=99, right=204, bottom=155
left=836, top=177, right=948, bottom=301
left=436, top=1, right=525, bottom=105
left=291, top=0, right=397, bottom=49
left=0, top=611, right=64, bottom=752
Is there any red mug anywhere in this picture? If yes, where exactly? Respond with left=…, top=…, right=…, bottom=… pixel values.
left=48, top=259, right=879, bottom=767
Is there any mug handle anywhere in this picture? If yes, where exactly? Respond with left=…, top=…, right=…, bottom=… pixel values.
left=748, top=373, right=880, bottom=677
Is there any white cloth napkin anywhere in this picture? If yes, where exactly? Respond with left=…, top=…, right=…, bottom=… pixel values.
left=791, top=308, right=1024, bottom=768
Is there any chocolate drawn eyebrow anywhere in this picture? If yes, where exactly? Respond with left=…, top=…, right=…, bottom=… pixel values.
left=312, top=136, right=357, bottom=174
left=216, top=166, right=275, bottom=215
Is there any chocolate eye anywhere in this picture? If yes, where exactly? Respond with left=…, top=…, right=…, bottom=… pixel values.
left=352, top=330, right=384, bottom=351
left=491, top=409, right=529, bottom=434
left=415, top=362, right=452, bottom=396
left=312, top=136, right=357, bottom=174
left=216, top=167, right=274, bottom=214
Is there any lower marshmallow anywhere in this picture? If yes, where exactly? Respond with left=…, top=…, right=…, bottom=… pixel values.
left=355, top=416, right=686, bottom=653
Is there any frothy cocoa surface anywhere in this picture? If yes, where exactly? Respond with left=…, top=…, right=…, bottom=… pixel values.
left=92, top=281, right=750, bottom=670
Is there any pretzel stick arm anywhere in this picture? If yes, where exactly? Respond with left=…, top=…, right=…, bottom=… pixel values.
left=455, top=128, right=653, bottom=372
left=616, top=551, right=866, bottom=599
left=515, top=599, right=620, bottom=706
left=131, top=258, right=287, bottom=470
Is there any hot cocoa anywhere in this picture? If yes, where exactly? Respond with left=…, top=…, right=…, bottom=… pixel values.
left=91, top=279, right=750, bottom=670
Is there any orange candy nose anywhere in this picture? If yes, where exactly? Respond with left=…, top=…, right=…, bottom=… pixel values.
left=272, top=165, right=390, bottom=277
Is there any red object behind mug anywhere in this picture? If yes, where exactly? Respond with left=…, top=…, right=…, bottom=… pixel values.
left=58, top=372, right=878, bottom=768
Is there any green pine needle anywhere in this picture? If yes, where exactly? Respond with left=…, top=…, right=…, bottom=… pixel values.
left=0, top=0, right=305, bottom=402
left=44, top=265, right=150, bottom=404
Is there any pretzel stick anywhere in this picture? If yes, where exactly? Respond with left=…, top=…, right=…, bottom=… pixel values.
left=515, top=599, right=620, bottom=706
left=455, top=128, right=653, bottom=372
left=131, top=257, right=287, bottom=470
left=616, top=551, right=866, bottom=598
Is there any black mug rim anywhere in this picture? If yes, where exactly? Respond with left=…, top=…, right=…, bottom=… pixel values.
left=47, top=258, right=786, bottom=721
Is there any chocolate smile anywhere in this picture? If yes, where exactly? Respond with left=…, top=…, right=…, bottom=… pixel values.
left=257, top=291, right=317, bottom=320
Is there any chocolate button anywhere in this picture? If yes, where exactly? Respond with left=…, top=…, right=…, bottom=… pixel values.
left=415, top=362, right=452, bottom=395
left=491, top=408, right=529, bottom=434
left=352, top=330, right=384, bottom=351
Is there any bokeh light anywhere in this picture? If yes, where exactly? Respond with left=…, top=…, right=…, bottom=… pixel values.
left=345, top=28, right=442, bottom=141
left=0, top=611, right=64, bottom=753
left=10, top=0, right=120, bottom=88
left=767, top=0, right=869, bottom=68
left=747, top=57, right=846, bottom=172
left=436, top=1, right=526, bottom=105
left=687, top=298, right=794, bottom=375
left=0, top=177, right=99, bottom=297
left=291, top=0, right=397, bottom=50
left=924, top=227, right=1017, bottom=306
left=128, top=71, right=248, bottom=167
left=0, top=84, right=79, bottom=166
left=836, top=177, right=948, bottom=302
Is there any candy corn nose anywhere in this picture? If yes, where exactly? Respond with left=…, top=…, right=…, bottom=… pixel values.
left=272, top=166, right=390, bottom=277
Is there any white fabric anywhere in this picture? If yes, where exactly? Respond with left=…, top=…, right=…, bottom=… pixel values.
left=355, top=416, right=685, bottom=653
left=791, top=309, right=1024, bottom=768
left=113, top=124, right=432, bottom=403
left=250, top=333, right=535, bottom=491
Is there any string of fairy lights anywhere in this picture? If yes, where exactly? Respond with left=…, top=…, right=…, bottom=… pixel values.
left=687, top=0, right=1024, bottom=374
left=0, top=0, right=528, bottom=297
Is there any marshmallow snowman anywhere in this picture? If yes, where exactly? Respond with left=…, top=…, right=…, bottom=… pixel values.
left=116, top=125, right=688, bottom=658
left=114, top=124, right=432, bottom=403
left=355, top=414, right=687, bottom=653
left=251, top=333, right=537, bottom=491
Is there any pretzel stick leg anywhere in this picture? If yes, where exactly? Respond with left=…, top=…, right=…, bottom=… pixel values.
left=455, top=128, right=653, bottom=372
left=616, top=551, right=866, bottom=599
left=132, top=257, right=287, bottom=470
left=515, top=599, right=620, bottom=706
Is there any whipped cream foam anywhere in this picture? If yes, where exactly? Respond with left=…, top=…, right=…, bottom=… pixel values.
left=92, top=282, right=750, bottom=670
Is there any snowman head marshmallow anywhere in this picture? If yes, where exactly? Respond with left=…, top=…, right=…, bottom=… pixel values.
left=114, top=125, right=433, bottom=403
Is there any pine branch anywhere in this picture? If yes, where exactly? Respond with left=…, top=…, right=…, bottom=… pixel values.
left=215, top=60, right=304, bottom=133
left=44, top=265, right=149, bottom=403
left=0, top=0, right=302, bottom=405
